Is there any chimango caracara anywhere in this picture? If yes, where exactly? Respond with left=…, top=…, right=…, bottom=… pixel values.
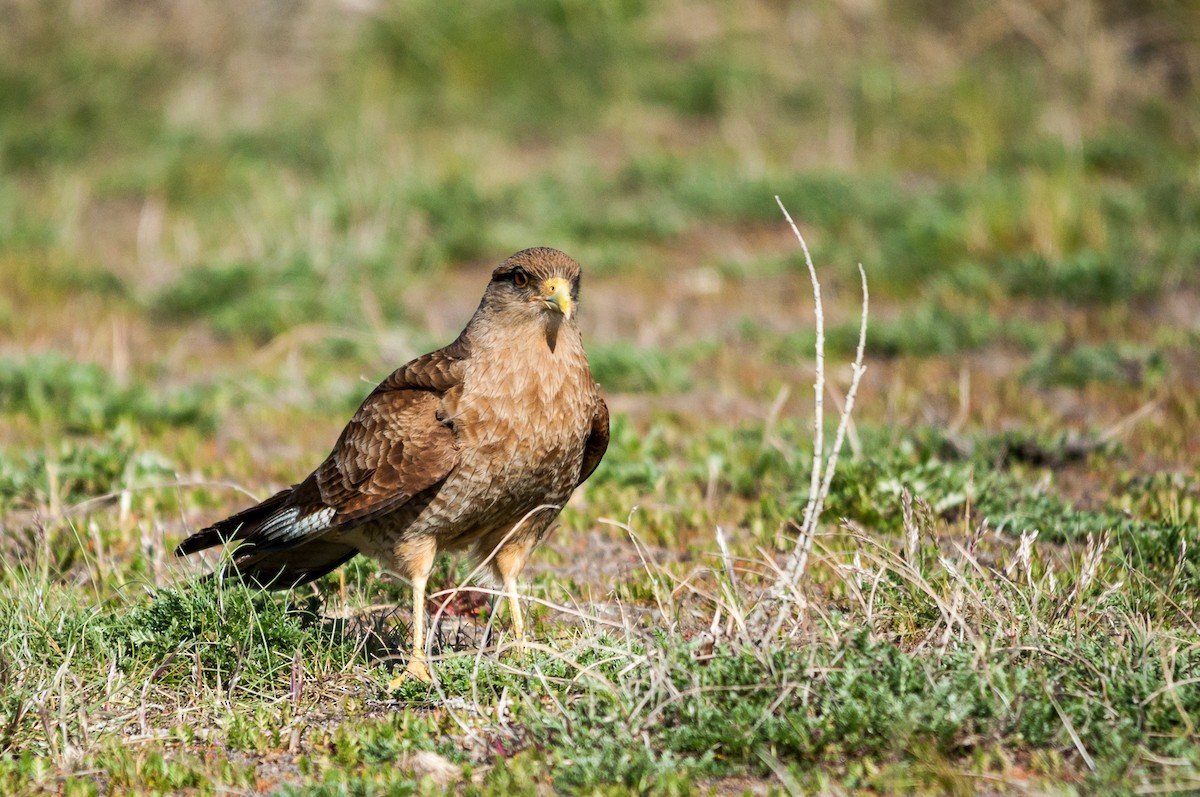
left=176, top=247, right=609, bottom=681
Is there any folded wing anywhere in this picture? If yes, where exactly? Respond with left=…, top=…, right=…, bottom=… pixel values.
left=175, top=345, right=466, bottom=587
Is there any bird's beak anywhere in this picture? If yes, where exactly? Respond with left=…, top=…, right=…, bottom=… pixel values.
left=534, top=277, right=573, bottom=321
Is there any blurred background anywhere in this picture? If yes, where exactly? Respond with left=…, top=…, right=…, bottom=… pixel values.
left=1, top=0, right=1199, bottom=547
left=5, top=4, right=1200, bottom=789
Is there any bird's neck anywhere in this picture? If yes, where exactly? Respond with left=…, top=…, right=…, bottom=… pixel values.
left=468, top=312, right=583, bottom=360
left=465, top=315, right=588, bottom=401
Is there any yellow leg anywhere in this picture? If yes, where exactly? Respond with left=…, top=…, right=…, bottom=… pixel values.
left=506, top=573, right=526, bottom=648
left=388, top=538, right=436, bottom=687
left=404, top=567, right=433, bottom=682
left=494, top=544, right=529, bottom=655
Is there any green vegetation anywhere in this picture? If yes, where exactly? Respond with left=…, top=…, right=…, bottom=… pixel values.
left=0, top=428, right=173, bottom=510
left=1024, top=342, right=1166, bottom=389
left=3, top=0, right=1200, bottom=794
left=0, top=354, right=217, bottom=434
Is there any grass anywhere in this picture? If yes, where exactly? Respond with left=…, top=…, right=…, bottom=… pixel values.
left=2, top=0, right=1200, bottom=794
left=0, top=353, right=218, bottom=435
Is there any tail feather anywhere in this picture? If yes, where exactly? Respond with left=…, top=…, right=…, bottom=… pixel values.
left=175, top=488, right=361, bottom=589
left=218, top=542, right=360, bottom=589
left=174, top=488, right=293, bottom=556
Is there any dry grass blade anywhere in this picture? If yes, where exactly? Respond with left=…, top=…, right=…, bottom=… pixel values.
left=761, top=197, right=869, bottom=637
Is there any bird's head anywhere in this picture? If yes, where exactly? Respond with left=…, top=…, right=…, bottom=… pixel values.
left=484, top=247, right=582, bottom=326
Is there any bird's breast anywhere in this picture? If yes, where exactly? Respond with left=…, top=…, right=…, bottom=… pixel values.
left=433, top=329, right=594, bottom=529
left=457, top=336, right=591, bottom=460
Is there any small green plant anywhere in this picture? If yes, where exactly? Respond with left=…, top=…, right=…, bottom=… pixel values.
left=1023, top=342, right=1166, bottom=389
left=1001, top=251, right=1156, bottom=305
left=0, top=354, right=217, bottom=434
left=588, top=343, right=694, bottom=394
left=0, top=428, right=173, bottom=510
left=837, top=300, right=1003, bottom=358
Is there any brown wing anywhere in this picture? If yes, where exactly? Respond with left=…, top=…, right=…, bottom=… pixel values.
left=304, top=388, right=455, bottom=525
left=176, top=341, right=467, bottom=557
left=576, top=394, right=609, bottom=486
left=288, top=343, right=467, bottom=531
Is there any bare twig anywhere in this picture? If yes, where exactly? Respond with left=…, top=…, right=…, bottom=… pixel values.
left=760, top=198, right=869, bottom=637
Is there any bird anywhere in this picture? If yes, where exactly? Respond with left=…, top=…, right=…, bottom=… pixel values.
left=175, top=247, right=609, bottom=682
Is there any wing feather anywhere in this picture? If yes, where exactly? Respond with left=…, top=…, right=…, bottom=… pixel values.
left=576, top=394, right=609, bottom=487
left=175, top=342, right=467, bottom=560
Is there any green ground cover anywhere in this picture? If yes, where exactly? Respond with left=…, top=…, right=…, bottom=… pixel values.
left=2, top=1, right=1199, bottom=793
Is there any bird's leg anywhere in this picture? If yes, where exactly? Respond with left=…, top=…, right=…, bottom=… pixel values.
left=406, top=569, right=433, bottom=683
left=396, top=538, right=437, bottom=684
left=493, top=544, right=529, bottom=657
left=506, top=573, right=525, bottom=647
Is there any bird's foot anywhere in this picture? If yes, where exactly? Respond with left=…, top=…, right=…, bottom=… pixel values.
left=388, top=658, right=432, bottom=690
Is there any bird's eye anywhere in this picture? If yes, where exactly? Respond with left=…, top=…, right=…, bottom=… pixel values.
left=512, top=269, right=529, bottom=288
